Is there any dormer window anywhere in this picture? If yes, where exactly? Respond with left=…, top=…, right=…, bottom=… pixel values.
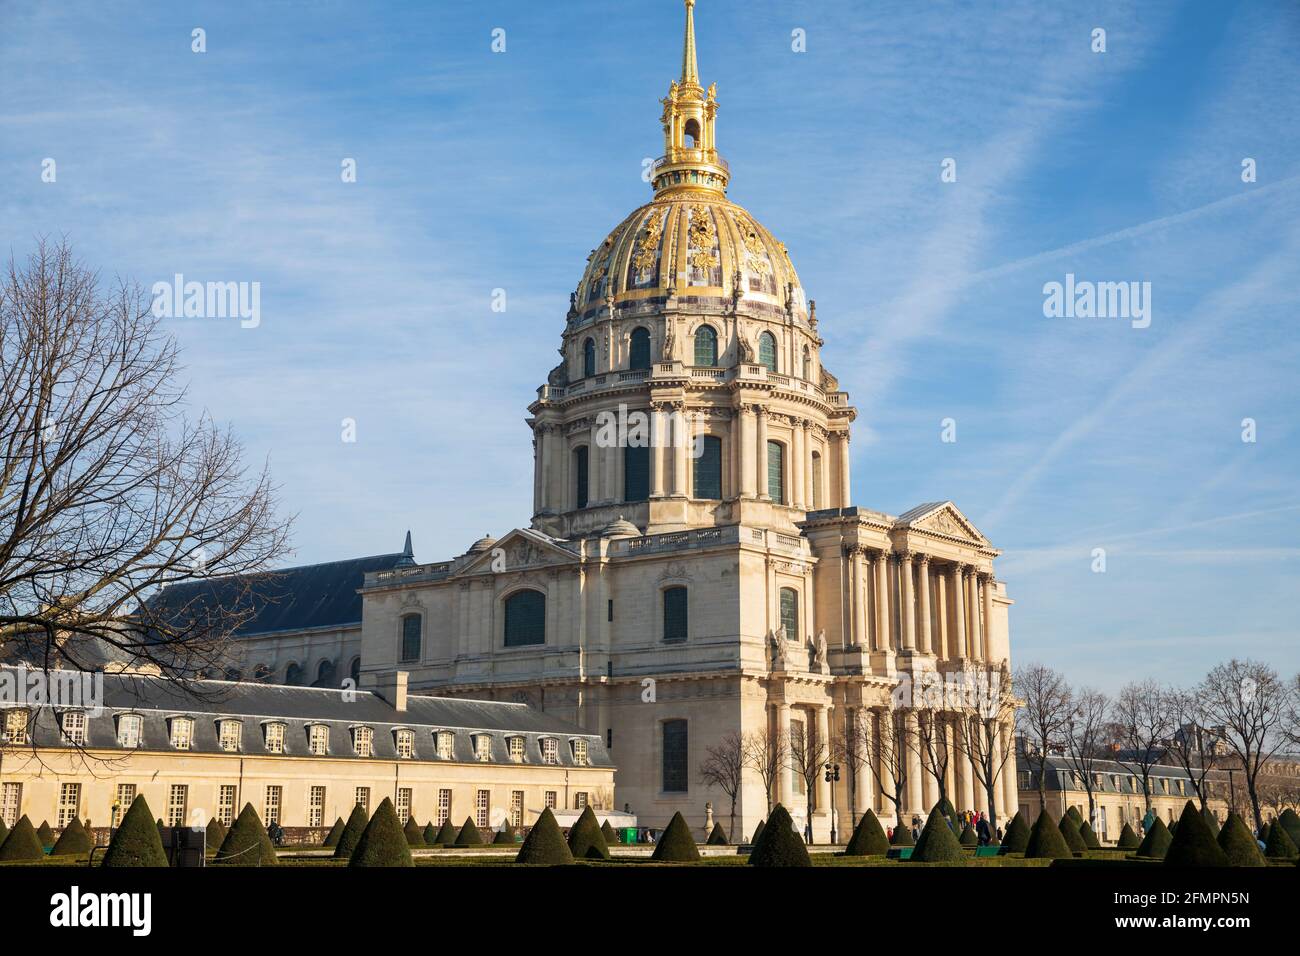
left=395, top=729, right=415, bottom=759
left=352, top=726, right=373, bottom=757
left=169, top=717, right=194, bottom=751
left=218, top=719, right=242, bottom=753
left=473, top=734, right=492, bottom=762
left=308, top=724, right=329, bottom=756
left=507, top=736, right=525, bottom=763
left=540, top=737, right=559, bottom=765
left=264, top=722, right=286, bottom=754
left=116, top=713, right=142, bottom=749
left=571, top=738, right=590, bottom=767
left=3, top=708, right=30, bottom=745
left=435, top=731, right=454, bottom=760
left=61, top=710, right=87, bottom=746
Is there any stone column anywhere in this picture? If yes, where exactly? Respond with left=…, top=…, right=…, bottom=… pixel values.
left=967, top=568, right=983, bottom=659
left=777, top=702, right=793, bottom=807
left=532, top=433, right=543, bottom=515
left=756, top=407, right=770, bottom=500
left=1001, top=722, right=1019, bottom=821
left=803, top=422, right=816, bottom=510
left=917, top=555, right=932, bottom=654
left=791, top=419, right=805, bottom=509
left=943, top=717, right=959, bottom=805
left=904, top=711, right=923, bottom=819
left=957, top=745, right=975, bottom=814
left=875, top=708, right=895, bottom=815
left=900, top=551, right=916, bottom=651
left=920, top=719, right=938, bottom=811
left=671, top=402, right=688, bottom=498
left=951, top=564, right=967, bottom=661
left=851, top=708, right=873, bottom=817
left=935, top=571, right=948, bottom=659
left=873, top=549, right=890, bottom=651
left=815, top=706, right=831, bottom=822
left=850, top=547, right=867, bottom=648
left=837, top=431, right=851, bottom=507
left=649, top=404, right=666, bottom=498
left=981, top=572, right=997, bottom=662
left=738, top=404, right=756, bottom=498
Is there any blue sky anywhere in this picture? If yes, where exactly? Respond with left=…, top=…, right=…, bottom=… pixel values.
left=2, top=0, right=1298, bottom=692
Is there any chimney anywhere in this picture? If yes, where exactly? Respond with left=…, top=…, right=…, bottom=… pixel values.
left=374, top=670, right=408, bottom=713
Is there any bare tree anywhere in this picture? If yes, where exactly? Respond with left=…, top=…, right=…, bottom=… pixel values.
left=954, top=663, right=1017, bottom=831
left=698, top=731, right=745, bottom=841
left=1109, top=678, right=1171, bottom=816
left=911, top=707, right=951, bottom=809
left=786, top=715, right=826, bottom=843
left=742, top=726, right=788, bottom=816
left=1201, top=659, right=1288, bottom=831
left=1014, top=663, right=1075, bottom=813
left=1061, top=687, right=1109, bottom=824
left=869, top=706, right=913, bottom=827
left=831, top=707, right=871, bottom=829
left=0, top=239, right=291, bottom=686
left=1163, top=684, right=1222, bottom=811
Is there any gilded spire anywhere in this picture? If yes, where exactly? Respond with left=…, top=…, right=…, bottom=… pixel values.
left=681, top=0, right=699, bottom=87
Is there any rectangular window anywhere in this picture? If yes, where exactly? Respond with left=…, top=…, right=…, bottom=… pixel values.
left=400, top=614, right=422, bottom=663
left=475, top=789, right=490, bottom=828
left=117, top=714, right=142, bottom=748
left=57, top=783, right=81, bottom=829
left=571, top=739, right=589, bottom=767
left=309, top=786, right=326, bottom=828
left=264, top=722, right=285, bottom=754
left=2, top=709, right=28, bottom=745
left=396, top=787, right=412, bottom=825
left=219, top=720, right=241, bottom=752
left=0, top=782, right=21, bottom=828
left=217, top=785, right=236, bottom=826
left=396, top=730, right=415, bottom=759
left=167, top=784, right=187, bottom=828
left=114, top=784, right=136, bottom=827
left=170, top=717, right=193, bottom=750
left=62, top=711, right=87, bottom=745
left=436, top=732, right=453, bottom=760
left=508, top=736, right=525, bottom=763
left=624, top=444, right=649, bottom=502
left=264, top=785, right=282, bottom=826
left=309, top=724, right=329, bottom=755
left=662, top=719, right=688, bottom=793
left=779, top=587, right=799, bottom=643
left=544, top=791, right=557, bottom=810
left=663, top=586, right=688, bottom=644
left=437, top=789, right=451, bottom=826
left=693, top=434, right=722, bottom=499
left=474, top=735, right=492, bottom=762
left=352, top=726, right=373, bottom=757
left=766, top=440, right=784, bottom=503
left=574, top=792, right=588, bottom=810
left=510, top=791, right=524, bottom=828
left=504, top=591, right=546, bottom=647
left=355, top=787, right=370, bottom=813
left=574, top=446, right=589, bottom=509
left=540, top=738, right=559, bottom=765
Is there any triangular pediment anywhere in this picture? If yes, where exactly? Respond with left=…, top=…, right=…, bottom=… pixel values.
left=895, top=501, right=988, bottom=545
left=458, top=528, right=578, bottom=576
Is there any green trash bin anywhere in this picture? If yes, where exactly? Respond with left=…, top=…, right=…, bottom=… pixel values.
left=620, top=827, right=638, bottom=845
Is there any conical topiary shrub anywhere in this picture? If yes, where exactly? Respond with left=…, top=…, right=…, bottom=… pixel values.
left=1278, top=808, right=1300, bottom=848
left=516, top=808, right=573, bottom=865
left=567, top=806, right=610, bottom=860
left=205, top=818, right=227, bottom=853
left=36, top=820, right=54, bottom=848
left=1264, top=818, right=1298, bottom=860
left=750, top=819, right=766, bottom=845
left=402, top=815, right=425, bottom=846
left=935, top=796, right=960, bottom=832
left=1065, top=806, right=1083, bottom=828
left=333, top=803, right=370, bottom=859
left=747, top=803, right=809, bottom=867
left=1201, top=807, right=1220, bottom=837
left=958, top=823, right=979, bottom=847
left=454, top=817, right=483, bottom=846
left=422, top=822, right=438, bottom=845
left=912, top=806, right=966, bottom=863
left=214, top=803, right=278, bottom=866
left=50, top=817, right=91, bottom=856
left=1024, top=811, right=1072, bottom=860
left=432, top=819, right=457, bottom=847
left=1164, top=800, right=1228, bottom=867
left=1116, top=822, right=1140, bottom=850
left=0, top=815, right=46, bottom=862
left=1058, top=813, right=1086, bottom=854
left=601, top=820, right=618, bottom=845
left=0, top=818, right=8, bottom=847
left=1136, top=817, right=1172, bottom=860
left=1217, top=812, right=1266, bottom=867
left=493, top=822, right=517, bottom=845
left=1079, top=820, right=1101, bottom=850
left=890, top=817, right=914, bottom=846
left=349, top=798, right=413, bottom=867
left=706, top=822, right=728, bottom=845
left=651, top=811, right=701, bottom=863
left=844, top=809, right=889, bottom=856
left=1001, top=811, right=1030, bottom=853
left=1259, top=822, right=1272, bottom=846
left=323, top=817, right=346, bottom=847
left=101, top=797, right=168, bottom=868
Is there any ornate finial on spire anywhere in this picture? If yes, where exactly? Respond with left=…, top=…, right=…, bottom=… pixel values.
left=395, top=530, right=415, bottom=567
left=681, top=0, right=699, bottom=87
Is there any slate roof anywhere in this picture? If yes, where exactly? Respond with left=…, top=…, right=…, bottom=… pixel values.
left=1022, top=754, right=1212, bottom=794
left=0, top=665, right=612, bottom=769
left=147, top=552, right=407, bottom=637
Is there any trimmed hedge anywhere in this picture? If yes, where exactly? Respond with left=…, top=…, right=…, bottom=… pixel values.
left=36, top=820, right=54, bottom=847
left=403, top=815, right=425, bottom=846
left=1116, top=822, right=1140, bottom=850
left=1164, top=800, right=1228, bottom=867
left=1024, top=811, right=1073, bottom=860
left=102, top=797, right=168, bottom=868
left=751, top=819, right=766, bottom=845
left=1136, top=817, right=1172, bottom=860
left=0, top=818, right=8, bottom=848
left=333, top=803, right=370, bottom=858
left=1264, top=819, right=1298, bottom=860
left=205, top=818, right=227, bottom=852
left=844, top=809, right=889, bottom=856
left=890, top=818, right=914, bottom=847
left=651, top=811, right=700, bottom=863
left=1258, top=822, right=1271, bottom=845
left=422, top=821, right=439, bottom=845
left=1079, top=820, right=1101, bottom=850
left=1058, top=814, right=1086, bottom=854
left=1201, top=806, right=1220, bottom=837
left=493, top=822, right=517, bottom=845
left=454, top=817, right=483, bottom=846
left=958, top=823, right=979, bottom=847
left=50, top=817, right=92, bottom=856
left=1217, top=812, right=1266, bottom=867
left=0, top=815, right=45, bottom=862
left=349, top=798, right=413, bottom=867
left=747, top=804, right=809, bottom=867
left=432, top=819, right=458, bottom=847
left=1001, top=811, right=1030, bottom=854
left=515, top=808, right=573, bottom=865
left=323, top=817, right=346, bottom=847
left=912, top=806, right=966, bottom=863
left=1278, top=808, right=1300, bottom=849
left=706, top=822, right=728, bottom=846
left=567, top=806, right=609, bottom=860
left=214, top=803, right=278, bottom=866
left=601, top=820, right=619, bottom=845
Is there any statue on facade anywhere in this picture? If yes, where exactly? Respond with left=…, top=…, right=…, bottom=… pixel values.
left=812, top=629, right=828, bottom=670
left=737, top=332, right=754, bottom=364
left=768, top=628, right=786, bottom=668
left=661, top=322, right=674, bottom=361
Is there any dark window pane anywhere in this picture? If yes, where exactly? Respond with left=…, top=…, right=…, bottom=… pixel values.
left=693, top=435, right=721, bottom=499
left=582, top=338, right=595, bottom=378
left=767, top=440, right=784, bottom=503
left=624, top=444, right=649, bottom=502
left=759, top=332, right=777, bottom=372
left=629, top=327, right=651, bottom=370
left=574, top=446, right=589, bottom=509
left=780, top=587, right=799, bottom=643
left=663, top=587, right=688, bottom=644
left=662, top=719, right=688, bottom=792
left=400, top=614, right=421, bottom=662
left=504, top=590, right=546, bottom=647
left=693, top=325, right=717, bottom=367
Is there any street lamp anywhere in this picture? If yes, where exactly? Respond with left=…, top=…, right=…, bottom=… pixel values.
left=824, top=762, right=841, bottom=844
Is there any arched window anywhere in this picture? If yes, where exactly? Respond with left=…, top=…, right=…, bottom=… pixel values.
left=758, top=331, right=777, bottom=372
left=693, top=435, right=721, bottom=499
left=624, top=444, right=649, bottom=502
left=693, top=325, right=717, bottom=367
left=811, top=451, right=823, bottom=510
left=663, top=586, right=688, bottom=644
left=582, top=337, right=596, bottom=378
left=629, top=327, right=651, bottom=370
left=504, top=590, right=546, bottom=647
left=284, top=662, right=302, bottom=686
left=573, top=445, right=589, bottom=509
left=802, top=344, right=811, bottom=380
left=767, top=440, right=784, bottom=503
left=314, top=659, right=335, bottom=687
left=349, top=657, right=360, bottom=684
left=684, top=118, right=700, bottom=148
left=779, top=587, right=800, bottom=643
left=400, top=613, right=422, bottom=662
